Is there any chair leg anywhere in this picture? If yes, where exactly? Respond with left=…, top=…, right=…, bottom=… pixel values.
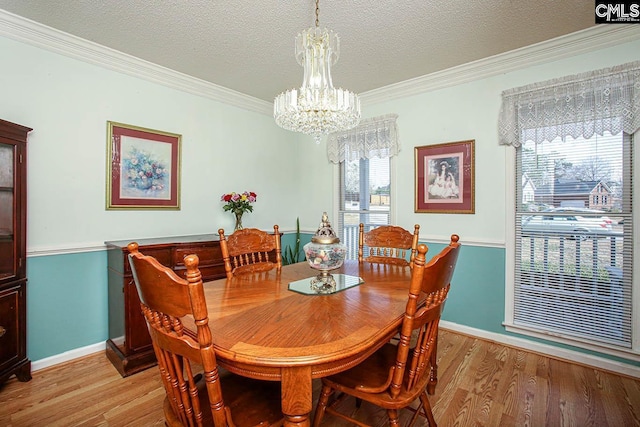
left=419, top=392, right=437, bottom=427
left=312, top=384, right=333, bottom=427
left=427, top=348, right=438, bottom=395
left=355, top=397, right=362, bottom=409
left=427, top=367, right=438, bottom=395
left=406, top=401, right=424, bottom=427
left=387, top=408, right=401, bottom=427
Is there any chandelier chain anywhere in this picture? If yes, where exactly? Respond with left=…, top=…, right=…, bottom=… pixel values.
left=315, top=0, right=320, bottom=27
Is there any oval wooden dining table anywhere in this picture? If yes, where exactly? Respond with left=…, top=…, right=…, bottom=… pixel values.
left=199, top=260, right=414, bottom=427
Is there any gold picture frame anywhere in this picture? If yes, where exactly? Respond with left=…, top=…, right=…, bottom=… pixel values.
left=106, top=121, right=181, bottom=210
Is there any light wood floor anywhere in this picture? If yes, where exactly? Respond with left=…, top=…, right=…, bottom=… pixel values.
left=1, top=330, right=639, bottom=426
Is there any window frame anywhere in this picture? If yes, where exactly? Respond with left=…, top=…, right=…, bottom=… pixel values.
left=333, top=155, right=396, bottom=259
left=504, top=130, right=640, bottom=361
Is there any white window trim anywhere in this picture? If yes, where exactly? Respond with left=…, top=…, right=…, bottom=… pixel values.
left=634, top=129, right=640, bottom=353
left=504, top=146, right=517, bottom=327
left=332, top=164, right=340, bottom=224
left=389, top=154, right=397, bottom=223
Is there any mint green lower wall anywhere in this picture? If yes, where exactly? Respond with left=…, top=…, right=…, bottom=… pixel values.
left=23, top=238, right=507, bottom=362
left=431, top=242, right=506, bottom=333
left=280, top=232, right=311, bottom=264
left=26, top=251, right=108, bottom=361
left=25, top=234, right=314, bottom=362
left=25, top=237, right=637, bottom=368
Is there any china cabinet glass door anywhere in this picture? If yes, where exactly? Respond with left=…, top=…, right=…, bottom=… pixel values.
left=0, top=142, right=15, bottom=280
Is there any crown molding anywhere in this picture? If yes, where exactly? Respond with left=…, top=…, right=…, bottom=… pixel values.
left=3, top=8, right=639, bottom=115
left=0, top=9, right=273, bottom=115
left=360, top=25, right=640, bottom=106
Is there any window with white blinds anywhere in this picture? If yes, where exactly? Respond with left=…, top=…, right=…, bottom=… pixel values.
left=499, top=61, right=639, bottom=354
left=337, top=155, right=391, bottom=259
left=515, top=132, right=633, bottom=348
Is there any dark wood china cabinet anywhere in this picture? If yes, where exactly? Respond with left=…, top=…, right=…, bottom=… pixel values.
left=0, top=119, right=32, bottom=385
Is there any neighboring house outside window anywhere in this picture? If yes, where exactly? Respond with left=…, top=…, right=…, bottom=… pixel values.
left=522, top=173, right=536, bottom=205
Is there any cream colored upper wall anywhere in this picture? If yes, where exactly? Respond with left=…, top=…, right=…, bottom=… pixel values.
left=363, top=39, right=640, bottom=245
left=0, top=35, right=325, bottom=253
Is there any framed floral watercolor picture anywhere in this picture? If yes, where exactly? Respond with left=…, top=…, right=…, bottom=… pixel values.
left=415, top=140, right=475, bottom=214
left=106, top=121, right=181, bottom=210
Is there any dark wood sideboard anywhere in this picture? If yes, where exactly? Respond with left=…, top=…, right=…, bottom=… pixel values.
left=105, top=234, right=226, bottom=377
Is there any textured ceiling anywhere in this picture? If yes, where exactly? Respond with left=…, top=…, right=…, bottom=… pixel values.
left=0, top=0, right=597, bottom=102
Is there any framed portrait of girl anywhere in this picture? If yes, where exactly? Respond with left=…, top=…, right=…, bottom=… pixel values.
left=415, top=140, right=475, bottom=213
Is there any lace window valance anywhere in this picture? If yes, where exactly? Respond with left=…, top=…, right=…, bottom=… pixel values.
left=498, top=60, right=640, bottom=147
left=327, top=114, right=399, bottom=163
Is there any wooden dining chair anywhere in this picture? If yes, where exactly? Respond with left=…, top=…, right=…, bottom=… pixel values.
left=127, top=242, right=283, bottom=427
left=313, top=235, right=461, bottom=427
left=358, top=223, right=421, bottom=268
left=219, top=226, right=282, bottom=279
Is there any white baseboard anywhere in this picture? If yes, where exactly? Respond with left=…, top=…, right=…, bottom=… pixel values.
left=31, top=341, right=106, bottom=372
left=440, top=321, right=640, bottom=378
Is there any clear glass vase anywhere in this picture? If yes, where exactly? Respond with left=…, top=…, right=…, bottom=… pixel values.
left=234, top=211, right=243, bottom=231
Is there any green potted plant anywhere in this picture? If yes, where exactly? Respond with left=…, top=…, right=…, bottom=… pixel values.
left=282, top=217, right=304, bottom=265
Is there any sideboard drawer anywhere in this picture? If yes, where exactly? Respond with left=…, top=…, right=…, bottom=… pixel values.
left=174, top=245, right=223, bottom=266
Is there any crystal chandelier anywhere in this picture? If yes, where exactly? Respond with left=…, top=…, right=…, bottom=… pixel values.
left=274, top=0, right=361, bottom=143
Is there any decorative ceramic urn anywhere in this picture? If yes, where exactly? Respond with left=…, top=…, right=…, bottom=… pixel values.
left=303, top=212, right=347, bottom=292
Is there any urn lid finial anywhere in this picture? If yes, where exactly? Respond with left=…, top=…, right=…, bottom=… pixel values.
left=311, top=212, right=340, bottom=244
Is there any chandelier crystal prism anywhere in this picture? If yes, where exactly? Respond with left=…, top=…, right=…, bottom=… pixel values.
left=274, top=1, right=361, bottom=143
